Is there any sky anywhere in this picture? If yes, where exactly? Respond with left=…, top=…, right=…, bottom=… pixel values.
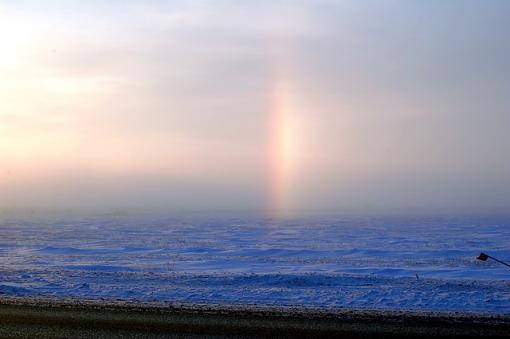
left=1, top=0, right=510, bottom=217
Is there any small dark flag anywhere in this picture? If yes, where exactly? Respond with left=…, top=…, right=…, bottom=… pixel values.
left=477, top=252, right=510, bottom=268
left=477, top=252, right=489, bottom=261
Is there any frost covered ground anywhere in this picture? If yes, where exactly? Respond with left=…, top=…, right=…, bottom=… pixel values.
left=0, top=215, right=509, bottom=313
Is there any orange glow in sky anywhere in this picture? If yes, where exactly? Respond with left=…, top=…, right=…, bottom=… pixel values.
left=268, top=74, right=296, bottom=219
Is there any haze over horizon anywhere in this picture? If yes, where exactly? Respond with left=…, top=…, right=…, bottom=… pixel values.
left=1, top=0, right=510, bottom=217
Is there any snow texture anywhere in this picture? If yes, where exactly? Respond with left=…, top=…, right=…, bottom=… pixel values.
left=0, top=215, right=509, bottom=313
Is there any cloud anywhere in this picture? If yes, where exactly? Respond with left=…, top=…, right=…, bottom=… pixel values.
left=1, top=1, right=510, bottom=215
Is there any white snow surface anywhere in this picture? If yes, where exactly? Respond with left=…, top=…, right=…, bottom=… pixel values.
left=0, top=215, right=509, bottom=313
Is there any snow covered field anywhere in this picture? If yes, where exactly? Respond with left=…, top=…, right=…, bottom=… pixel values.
left=1, top=215, right=509, bottom=313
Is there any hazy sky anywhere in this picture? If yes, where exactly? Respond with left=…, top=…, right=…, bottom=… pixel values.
left=1, top=0, right=510, bottom=216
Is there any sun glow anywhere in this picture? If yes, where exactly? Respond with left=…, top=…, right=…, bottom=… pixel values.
left=269, top=76, right=297, bottom=219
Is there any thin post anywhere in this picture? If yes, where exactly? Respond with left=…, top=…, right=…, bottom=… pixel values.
left=477, top=252, right=510, bottom=269
left=487, top=255, right=510, bottom=269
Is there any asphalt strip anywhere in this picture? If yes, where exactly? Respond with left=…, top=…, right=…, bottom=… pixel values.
left=0, top=296, right=509, bottom=338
